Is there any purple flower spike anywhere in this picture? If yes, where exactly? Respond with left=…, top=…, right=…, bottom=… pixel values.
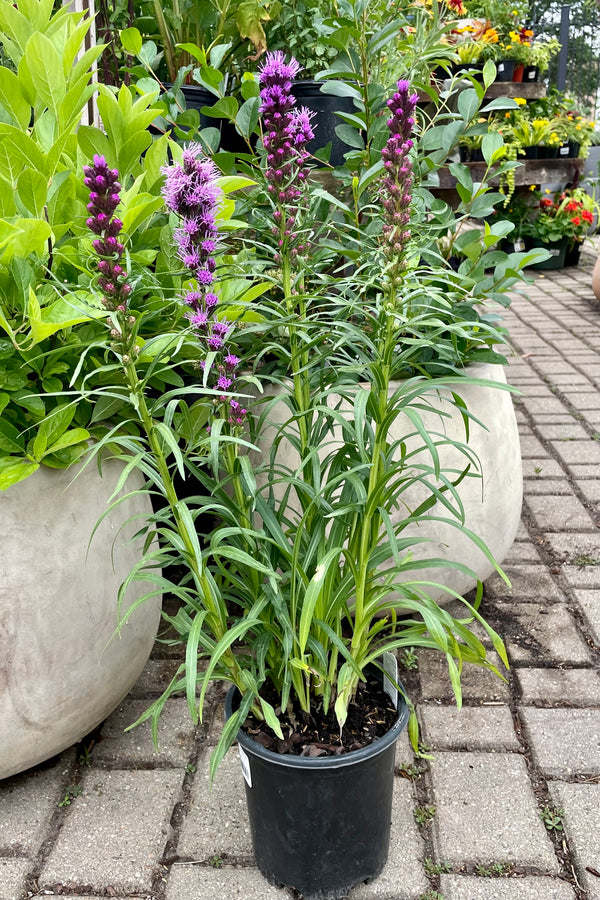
left=161, top=143, right=247, bottom=423
left=258, top=53, right=314, bottom=251
left=84, top=157, right=130, bottom=312
left=381, top=80, right=418, bottom=266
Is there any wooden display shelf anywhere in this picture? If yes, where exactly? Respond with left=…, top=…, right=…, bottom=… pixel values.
left=434, top=157, right=584, bottom=190
left=484, top=81, right=547, bottom=100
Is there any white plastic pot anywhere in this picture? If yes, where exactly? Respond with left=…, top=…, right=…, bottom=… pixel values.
left=0, top=458, right=161, bottom=779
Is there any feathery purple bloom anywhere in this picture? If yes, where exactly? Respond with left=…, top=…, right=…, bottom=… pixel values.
left=84, top=155, right=130, bottom=311
left=161, top=144, right=245, bottom=426
left=258, top=52, right=314, bottom=239
left=381, top=80, right=418, bottom=263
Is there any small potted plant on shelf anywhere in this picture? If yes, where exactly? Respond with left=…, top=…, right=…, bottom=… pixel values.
left=525, top=36, right=561, bottom=82
left=499, top=24, right=535, bottom=82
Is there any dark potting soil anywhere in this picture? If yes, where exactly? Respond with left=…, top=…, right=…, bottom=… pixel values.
left=241, top=675, right=398, bottom=757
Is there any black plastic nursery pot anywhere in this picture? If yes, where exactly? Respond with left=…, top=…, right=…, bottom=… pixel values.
left=564, top=241, right=582, bottom=267
left=523, top=65, right=539, bottom=82
left=495, top=59, right=515, bottom=81
left=528, top=236, right=568, bottom=269
left=290, top=80, right=356, bottom=167
left=556, top=141, right=572, bottom=159
left=225, top=672, right=410, bottom=900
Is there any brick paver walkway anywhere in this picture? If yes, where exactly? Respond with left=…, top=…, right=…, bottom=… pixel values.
left=1, top=245, right=599, bottom=900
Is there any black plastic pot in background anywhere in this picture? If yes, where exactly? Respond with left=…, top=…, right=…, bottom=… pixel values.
left=459, top=146, right=484, bottom=162
left=495, top=59, right=515, bottom=81
left=528, top=236, right=568, bottom=269
left=225, top=674, right=410, bottom=900
left=521, top=145, right=539, bottom=160
left=290, top=81, right=356, bottom=167
left=160, top=83, right=217, bottom=131
left=568, top=140, right=581, bottom=158
left=523, top=65, right=539, bottom=82
left=564, top=241, right=582, bottom=266
left=540, top=145, right=559, bottom=159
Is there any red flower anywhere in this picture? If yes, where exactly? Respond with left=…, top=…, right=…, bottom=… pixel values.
left=582, top=210, right=594, bottom=223
left=565, top=201, right=579, bottom=212
left=540, top=198, right=553, bottom=208
left=571, top=216, right=581, bottom=226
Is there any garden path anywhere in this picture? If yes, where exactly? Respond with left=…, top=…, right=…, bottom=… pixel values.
left=1, top=243, right=599, bottom=900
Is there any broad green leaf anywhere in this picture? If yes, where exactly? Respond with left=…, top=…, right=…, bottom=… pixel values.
left=62, top=16, right=93, bottom=75
left=17, top=169, right=48, bottom=216
left=202, top=96, right=238, bottom=120
left=120, top=26, right=142, bottom=56
left=482, top=132, right=504, bottom=166
left=0, top=219, right=51, bottom=263
left=118, top=131, right=153, bottom=179
left=32, top=404, right=75, bottom=459
left=11, top=389, right=45, bottom=419
left=457, top=88, right=479, bottom=125
left=0, top=123, right=46, bottom=170
left=120, top=193, right=163, bottom=233
left=77, top=125, right=111, bottom=165
left=483, top=59, right=496, bottom=89
left=0, top=419, right=25, bottom=453
left=0, top=178, right=16, bottom=217
left=0, top=67, right=30, bottom=129
left=0, top=2, right=32, bottom=61
left=235, top=97, right=259, bottom=139
left=335, top=123, right=364, bottom=149
left=42, top=427, right=90, bottom=458
left=218, top=175, right=256, bottom=193
left=0, top=456, right=39, bottom=490
left=25, top=32, right=65, bottom=116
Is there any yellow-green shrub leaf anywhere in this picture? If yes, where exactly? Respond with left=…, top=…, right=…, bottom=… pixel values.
left=0, top=67, right=30, bottom=129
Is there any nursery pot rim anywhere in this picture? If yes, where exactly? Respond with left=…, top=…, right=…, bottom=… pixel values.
left=224, top=679, right=410, bottom=771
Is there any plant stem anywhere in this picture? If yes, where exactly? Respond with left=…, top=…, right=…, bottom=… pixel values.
left=121, top=351, right=244, bottom=689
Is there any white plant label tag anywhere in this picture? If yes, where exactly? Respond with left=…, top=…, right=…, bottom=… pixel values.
left=514, top=239, right=525, bottom=252
left=238, top=745, right=252, bottom=788
left=382, top=651, right=398, bottom=709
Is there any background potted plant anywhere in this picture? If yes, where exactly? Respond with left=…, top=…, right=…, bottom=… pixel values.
left=522, top=188, right=595, bottom=268
left=525, top=35, right=561, bottom=82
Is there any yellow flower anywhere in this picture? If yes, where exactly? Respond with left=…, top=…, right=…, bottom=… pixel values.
left=529, top=184, right=536, bottom=190
left=514, top=97, right=527, bottom=106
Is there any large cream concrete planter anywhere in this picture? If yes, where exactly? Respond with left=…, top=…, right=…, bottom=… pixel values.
left=254, top=363, right=522, bottom=603
left=0, top=458, right=161, bottom=780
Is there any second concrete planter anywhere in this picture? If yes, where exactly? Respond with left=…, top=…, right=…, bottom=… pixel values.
left=253, top=363, right=522, bottom=603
